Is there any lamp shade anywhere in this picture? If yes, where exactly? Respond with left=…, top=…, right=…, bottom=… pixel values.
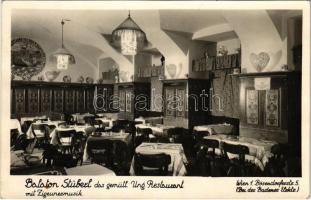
left=112, top=13, right=147, bottom=55
left=51, top=46, right=75, bottom=70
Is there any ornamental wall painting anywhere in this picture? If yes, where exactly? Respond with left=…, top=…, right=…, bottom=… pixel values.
left=246, top=89, right=259, bottom=125
left=265, top=89, right=279, bottom=126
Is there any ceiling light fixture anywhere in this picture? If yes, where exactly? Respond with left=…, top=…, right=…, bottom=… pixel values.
left=111, top=11, right=147, bottom=55
left=52, top=19, right=75, bottom=70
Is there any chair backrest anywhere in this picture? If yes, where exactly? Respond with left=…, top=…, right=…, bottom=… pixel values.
left=137, top=128, right=152, bottom=140
left=135, top=153, right=171, bottom=175
left=57, top=129, right=75, bottom=145
left=64, top=114, right=75, bottom=125
left=10, top=129, right=19, bottom=146
left=113, top=140, right=128, bottom=162
left=94, top=127, right=106, bottom=133
left=22, top=120, right=33, bottom=133
left=223, top=142, right=249, bottom=161
left=86, top=139, right=114, bottom=166
left=167, top=128, right=184, bottom=143
left=202, top=139, right=219, bottom=149
left=32, top=124, right=49, bottom=138
left=84, top=116, right=96, bottom=125
left=200, top=139, right=220, bottom=156
left=87, top=139, right=113, bottom=153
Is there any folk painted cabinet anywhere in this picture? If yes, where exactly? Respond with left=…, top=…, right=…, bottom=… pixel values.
left=237, top=72, right=301, bottom=150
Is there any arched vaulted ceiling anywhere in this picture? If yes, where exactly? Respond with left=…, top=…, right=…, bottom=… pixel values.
left=11, top=9, right=300, bottom=74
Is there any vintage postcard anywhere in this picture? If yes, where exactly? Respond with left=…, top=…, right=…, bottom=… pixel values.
left=0, top=1, right=310, bottom=199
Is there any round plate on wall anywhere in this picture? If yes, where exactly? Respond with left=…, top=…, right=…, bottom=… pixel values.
left=11, top=38, right=46, bottom=80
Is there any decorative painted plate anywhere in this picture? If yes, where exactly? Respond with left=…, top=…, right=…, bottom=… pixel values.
left=11, top=38, right=46, bottom=80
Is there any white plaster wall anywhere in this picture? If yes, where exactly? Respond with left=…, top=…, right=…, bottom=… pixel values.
left=11, top=35, right=97, bottom=83
left=223, top=10, right=287, bottom=73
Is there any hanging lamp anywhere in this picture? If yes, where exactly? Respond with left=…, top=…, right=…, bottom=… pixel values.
left=111, top=11, right=147, bottom=55
left=52, top=19, right=75, bottom=70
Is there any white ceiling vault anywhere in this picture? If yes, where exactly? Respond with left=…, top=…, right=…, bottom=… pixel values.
left=11, top=9, right=300, bottom=73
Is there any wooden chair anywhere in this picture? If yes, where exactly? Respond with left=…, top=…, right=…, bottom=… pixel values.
left=136, top=127, right=153, bottom=147
left=84, top=116, right=96, bottom=125
left=134, top=153, right=171, bottom=176
left=73, top=131, right=88, bottom=165
left=22, top=120, right=33, bottom=134
left=167, top=128, right=184, bottom=143
left=10, top=129, right=19, bottom=147
left=264, top=143, right=287, bottom=177
left=57, top=129, right=75, bottom=154
left=196, top=139, right=222, bottom=176
left=112, top=140, right=129, bottom=175
left=223, top=142, right=250, bottom=177
left=32, top=124, right=50, bottom=148
left=86, top=139, right=114, bottom=168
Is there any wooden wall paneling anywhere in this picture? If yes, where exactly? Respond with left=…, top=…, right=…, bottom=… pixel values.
left=76, top=89, right=85, bottom=113
left=41, top=88, right=52, bottom=113
left=53, top=88, right=64, bottom=113
left=14, top=88, right=26, bottom=113
left=64, top=88, right=76, bottom=113
left=95, top=86, right=107, bottom=112
left=86, top=88, right=95, bottom=113
left=11, top=88, right=14, bottom=114
left=27, top=87, right=40, bottom=113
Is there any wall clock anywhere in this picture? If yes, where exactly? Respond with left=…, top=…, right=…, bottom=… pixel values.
left=11, top=38, right=46, bottom=80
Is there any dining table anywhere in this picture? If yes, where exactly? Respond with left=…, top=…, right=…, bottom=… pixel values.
left=203, top=134, right=277, bottom=171
left=95, top=117, right=116, bottom=130
left=193, top=123, right=234, bottom=135
left=83, top=131, right=132, bottom=162
left=50, top=124, right=94, bottom=145
left=71, top=113, right=95, bottom=124
left=129, top=143, right=188, bottom=176
left=20, top=115, right=47, bottom=125
left=25, top=120, right=66, bottom=139
left=65, top=164, right=116, bottom=176
left=135, top=124, right=174, bottom=137
left=134, top=116, right=163, bottom=125
left=10, top=119, right=23, bottom=135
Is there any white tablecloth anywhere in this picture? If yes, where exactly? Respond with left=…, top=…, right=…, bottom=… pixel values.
left=130, top=143, right=188, bottom=176
left=50, top=125, right=94, bottom=145
left=10, top=119, right=23, bottom=135
left=83, top=132, right=131, bottom=162
left=95, top=118, right=115, bottom=130
left=135, top=117, right=163, bottom=125
left=135, top=124, right=174, bottom=137
left=204, top=134, right=277, bottom=171
left=65, top=164, right=116, bottom=176
left=25, top=120, right=66, bottom=139
left=20, top=116, right=47, bottom=125
left=193, top=123, right=234, bottom=135
left=71, top=113, right=94, bottom=124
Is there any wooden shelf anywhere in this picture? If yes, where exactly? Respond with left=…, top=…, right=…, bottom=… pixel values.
left=229, top=71, right=298, bottom=77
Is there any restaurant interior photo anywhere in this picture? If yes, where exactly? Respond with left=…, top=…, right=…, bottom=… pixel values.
left=9, top=8, right=302, bottom=177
